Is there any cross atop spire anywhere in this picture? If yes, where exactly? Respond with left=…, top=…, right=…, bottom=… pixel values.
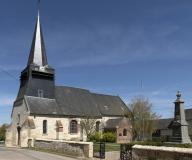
left=27, top=2, right=48, bottom=67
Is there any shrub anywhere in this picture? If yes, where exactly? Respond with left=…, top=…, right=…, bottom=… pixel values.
left=0, top=124, right=7, bottom=141
left=89, top=132, right=117, bottom=143
left=89, top=132, right=102, bottom=142
left=102, top=132, right=116, bottom=143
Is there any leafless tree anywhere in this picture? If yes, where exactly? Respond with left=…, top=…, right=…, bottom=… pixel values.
left=127, top=96, right=160, bottom=141
left=80, top=117, right=98, bottom=141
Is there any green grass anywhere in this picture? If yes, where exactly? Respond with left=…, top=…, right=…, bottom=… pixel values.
left=93, top=143, right=120, bottom=152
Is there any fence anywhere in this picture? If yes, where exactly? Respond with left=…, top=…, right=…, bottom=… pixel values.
left=93, top=142, right=105, bottom=159
left=120, top=144, right=132, bottom=160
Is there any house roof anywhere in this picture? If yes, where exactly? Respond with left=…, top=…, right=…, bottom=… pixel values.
left=105, top=117, right=131, bottom=129
left=25, top=96, right=59, bottom=115
left=54, top=86, right=101, bottom=117
left=105, top=118, right=123, bottom=129
left=24, top=86, right=129, bottom=117
left=187, top=120, right=192, bottom=135
left=154, top=109, right=192, bottom=131
left=154, top=118, right=173, bottom=130
left=185, top=109, right=192, bottom=120
left=91, top=93, right=128, bottom=116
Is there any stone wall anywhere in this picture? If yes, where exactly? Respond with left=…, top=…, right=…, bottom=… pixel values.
left=29, top=116, right=83, bottom=141
left=5, top=99, right=29, bottom=147
left=34, top=139, right=93, bottom=158
left=132, top=145, right=192, bottom=160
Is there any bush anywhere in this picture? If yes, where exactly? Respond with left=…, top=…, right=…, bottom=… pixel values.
left=0, top=124, right=7, bottom=141
left=89, top=132, right=116, bottom=143
left=102, top=132, right=116, bottom=143
left=89, top=132, right=102, bottom=142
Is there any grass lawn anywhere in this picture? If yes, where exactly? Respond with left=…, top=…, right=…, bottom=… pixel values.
left=93, top=143, right=120, bottom=152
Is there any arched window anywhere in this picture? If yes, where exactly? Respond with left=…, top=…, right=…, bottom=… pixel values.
left=123, top=129, right=127, bottom=136
left=96, top=121, right=100, bottom=132
left=70, top=120, right=78, bottom=134
left=43, top=120, right=47, bottom=134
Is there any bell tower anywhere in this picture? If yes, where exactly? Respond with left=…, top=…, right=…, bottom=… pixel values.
left=16, top=9, right=55, bottom=100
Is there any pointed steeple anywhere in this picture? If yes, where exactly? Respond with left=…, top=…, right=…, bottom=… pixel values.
left=16, top=1, right=55, bottom=101
left=27, top=9, right=48, bottom=66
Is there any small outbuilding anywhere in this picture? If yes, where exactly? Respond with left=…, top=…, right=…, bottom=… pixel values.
left=105, top=118, right=132, bottom=144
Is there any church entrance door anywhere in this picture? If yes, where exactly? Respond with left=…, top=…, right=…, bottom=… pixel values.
left=17, top=126, right=21, bottom=146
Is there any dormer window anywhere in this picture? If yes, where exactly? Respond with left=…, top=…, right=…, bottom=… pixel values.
left=38, top=89, right=44, bottom=98
left=104, top=105, right=109, bottom=110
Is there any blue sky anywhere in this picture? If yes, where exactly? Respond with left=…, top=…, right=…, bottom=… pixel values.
left=1, top=0, right=192, bottom=124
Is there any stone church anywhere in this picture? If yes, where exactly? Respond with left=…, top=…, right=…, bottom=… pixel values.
left=5, top=11, right=129, bottom=147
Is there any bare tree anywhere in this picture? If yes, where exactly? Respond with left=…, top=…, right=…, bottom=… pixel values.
left=80, top=117, right=98, bottom=141
left=127, top=96, right=160, bottom=141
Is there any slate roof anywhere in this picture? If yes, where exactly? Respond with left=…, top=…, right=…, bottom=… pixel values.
left=185, top=109, right=192, bottom=120
left=155, top=109, right=192, bottom=132
left=187, top=120, right=192, bottom=135
left=25, top=96, right=59, bottom=115
left=105, top=118, right=124, bottom=129
left=154, top=118, right=173, bottom=130
left=54, top=86, right=101, bottom=117
left=24, top=86, right=129, bottom=117
left=91, top=93, right=128, bottom=116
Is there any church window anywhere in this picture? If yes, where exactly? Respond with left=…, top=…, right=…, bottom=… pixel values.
left=70, top=120, right=78, bottom=134
left=123, top=129, right=127, bottom=136
left=96, top=121, right=100, bottom=132
left=43, top=120, right=47, bottom=134
left=38, top=89, right=44, bottom=98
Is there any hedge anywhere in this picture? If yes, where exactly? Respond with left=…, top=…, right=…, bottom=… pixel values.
left=89, top=132, right=116, bottom=143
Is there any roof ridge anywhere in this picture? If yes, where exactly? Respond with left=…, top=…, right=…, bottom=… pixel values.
left=55, top=85, right=90, bottom=92
left=90, top=92, right=119, bottom=97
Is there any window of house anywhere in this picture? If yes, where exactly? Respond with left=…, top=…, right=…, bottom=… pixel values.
left=123, top=129, right=127, bottom=136
left=96, top=121, right=100, bottom=132
left=38, top=89, right=44, bottom=98
left=70, top=120, right=78, bottom=134
left=43, top=120, right=47, bottom=134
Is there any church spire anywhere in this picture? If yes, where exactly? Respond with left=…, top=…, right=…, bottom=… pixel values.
left=27, top=2, right=48, bottom=67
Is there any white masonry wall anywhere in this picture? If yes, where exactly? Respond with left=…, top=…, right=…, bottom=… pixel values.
left=5, top=99, right=29, bottom=147
left=29, top=116, right=85, bottom=143
left=6, top=103, right=122, bottom=148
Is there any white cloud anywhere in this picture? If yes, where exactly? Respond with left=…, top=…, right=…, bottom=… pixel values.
left=0, top=96, right=14, bottom=106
